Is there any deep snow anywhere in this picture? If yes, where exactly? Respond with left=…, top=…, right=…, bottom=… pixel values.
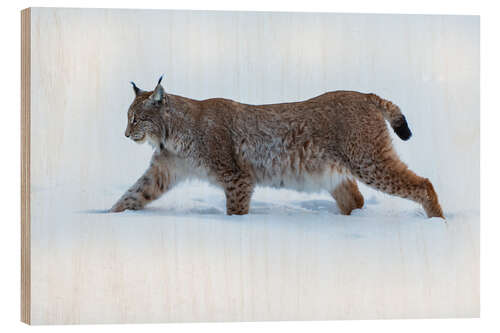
left=30, top=180, right=479, bottom=323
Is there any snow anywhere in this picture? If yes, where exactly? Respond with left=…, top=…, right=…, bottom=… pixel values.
left=30, top=179, right=479, bottom=323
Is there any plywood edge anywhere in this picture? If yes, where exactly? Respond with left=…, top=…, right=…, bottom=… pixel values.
left=21, top=7, right=31, bottom=325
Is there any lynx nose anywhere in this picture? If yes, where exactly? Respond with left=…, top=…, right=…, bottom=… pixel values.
left=125, top=129, right=130, bottom=138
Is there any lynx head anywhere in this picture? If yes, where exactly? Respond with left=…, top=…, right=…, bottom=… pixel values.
left=125, top=76, right=168, bottom=149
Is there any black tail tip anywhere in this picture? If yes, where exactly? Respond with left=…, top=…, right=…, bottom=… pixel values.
left=393, top=115, right=412, bottom=141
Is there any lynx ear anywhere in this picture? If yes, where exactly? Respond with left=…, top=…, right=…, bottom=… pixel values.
left=130, top=81, right=145, bottom=96
left=150, top=76, right=165, bottom=103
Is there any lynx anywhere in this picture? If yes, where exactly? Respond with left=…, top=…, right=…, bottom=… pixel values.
left=110, top=77, right=444, bottom=218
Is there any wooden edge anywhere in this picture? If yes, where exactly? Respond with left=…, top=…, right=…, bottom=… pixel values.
left=21, top=7, right=31, bottom=325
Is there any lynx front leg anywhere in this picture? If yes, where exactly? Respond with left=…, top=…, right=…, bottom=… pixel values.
left=110, top=155, right=172, bottom=212
left=205, top=132, right=255, bottom=215
left=224, top=172, right=255, bottom=215
left=331, top=178, right=365, bottom=215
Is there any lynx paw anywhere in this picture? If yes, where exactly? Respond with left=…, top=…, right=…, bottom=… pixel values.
left=109, top=197, right=144, bottom=213
left=109, top=203, right=126, bottom=213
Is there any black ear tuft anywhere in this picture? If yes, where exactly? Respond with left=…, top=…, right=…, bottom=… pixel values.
left=130, top=81, right=144, bottom=96
left=157, top=75, right=163, bottom=85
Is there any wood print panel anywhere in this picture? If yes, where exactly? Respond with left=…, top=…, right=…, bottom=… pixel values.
left=24, top=8, right=479, bottom=324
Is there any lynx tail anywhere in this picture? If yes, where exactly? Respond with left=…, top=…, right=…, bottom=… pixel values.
left=368, top=94, right=412, bottom=141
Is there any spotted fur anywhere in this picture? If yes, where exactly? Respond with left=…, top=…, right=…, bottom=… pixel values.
left=110, top=80, right=444, bottom=218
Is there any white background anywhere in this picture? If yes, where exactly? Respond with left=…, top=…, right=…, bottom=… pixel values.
left=0, top=0, right=498, bottom=332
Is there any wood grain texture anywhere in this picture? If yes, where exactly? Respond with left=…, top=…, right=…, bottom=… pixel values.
left=24, top=8, right=479, bottom=324
left=21, top=7, right=31, bottom=325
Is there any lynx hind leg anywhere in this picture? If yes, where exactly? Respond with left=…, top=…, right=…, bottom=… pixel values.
left=331, top=178, right=365, bottom=215
left=354, top=154, right=444, bottom=218
left=223, top=172, right=255, bottom=216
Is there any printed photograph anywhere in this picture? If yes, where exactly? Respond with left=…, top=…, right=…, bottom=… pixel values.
left=22, top=8, right=479, bottom=324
